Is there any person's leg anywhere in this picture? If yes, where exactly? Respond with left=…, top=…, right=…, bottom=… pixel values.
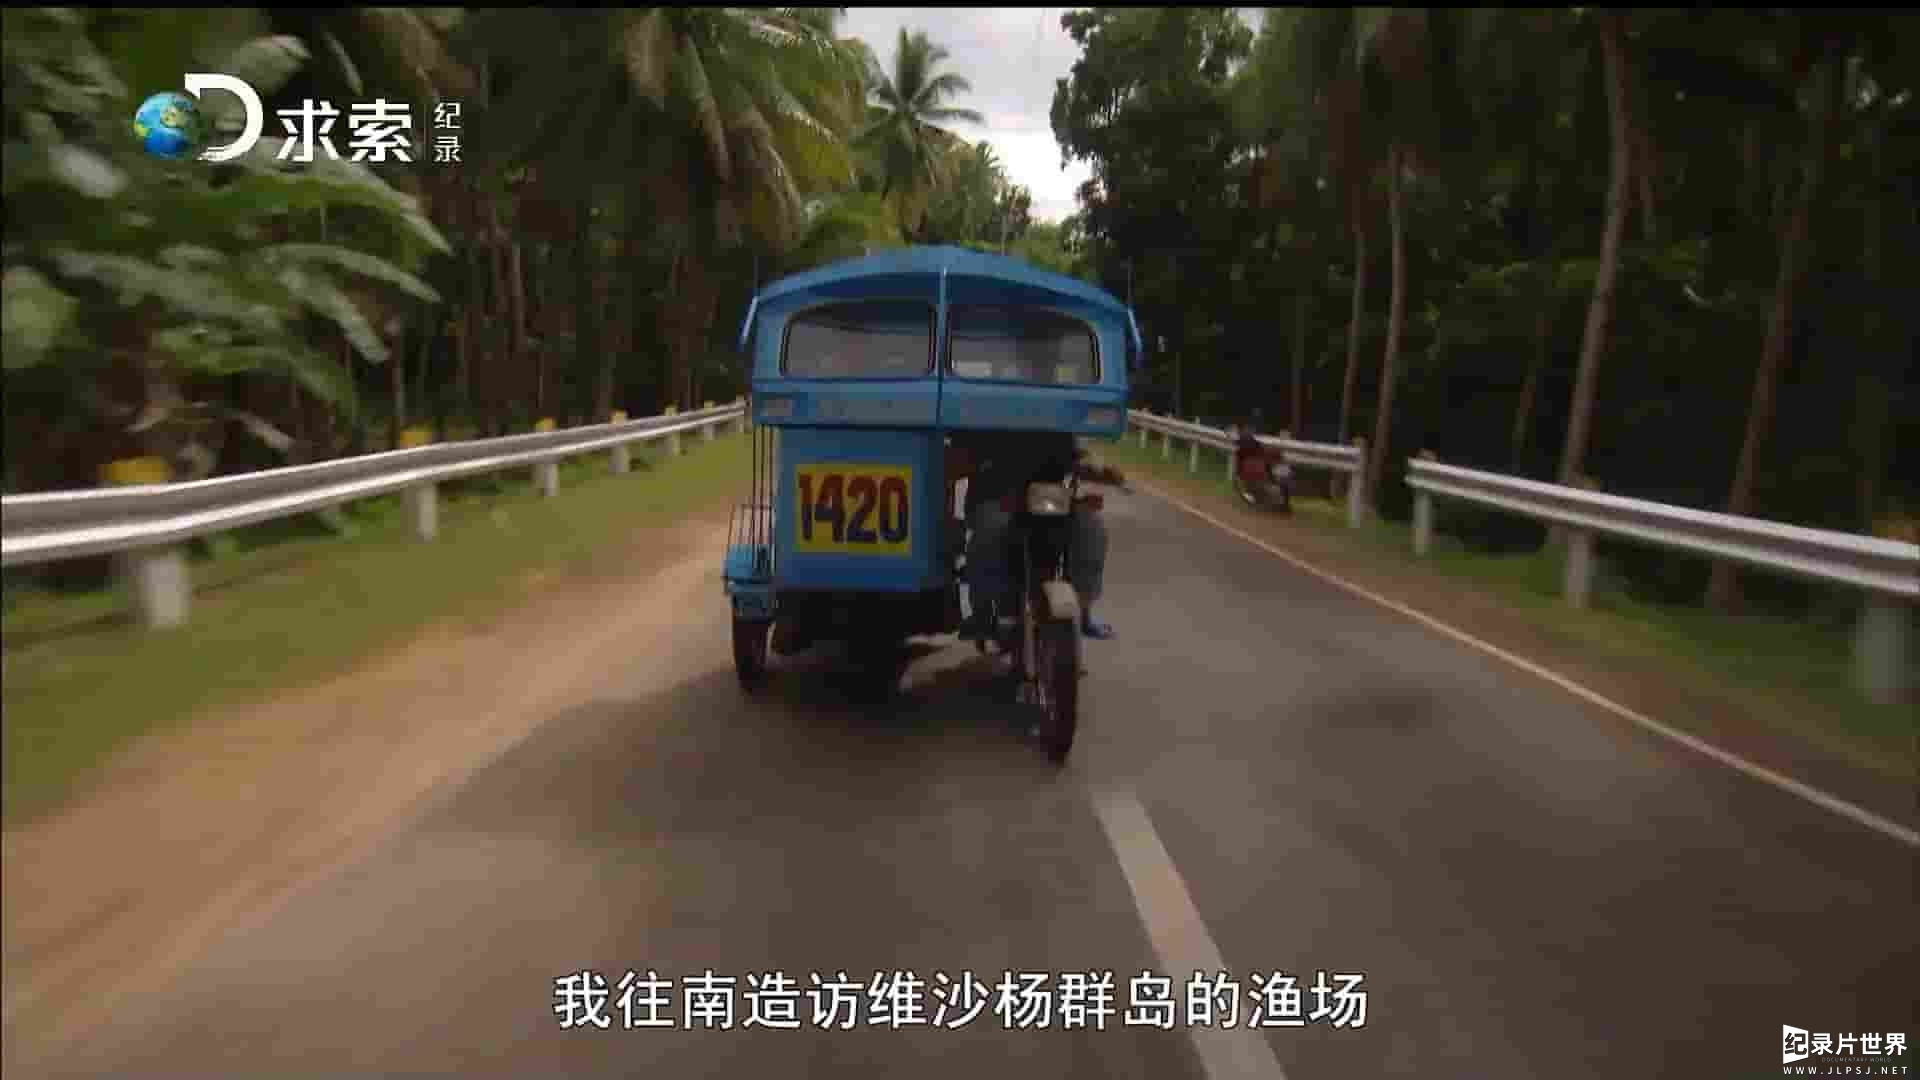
left=964, top=502, right=1012, bottom=635
left=1069, top=505, right=1113, bottom=638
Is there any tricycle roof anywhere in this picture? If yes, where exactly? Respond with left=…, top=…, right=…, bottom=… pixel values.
left=753, top=245, right=1131, bottom=318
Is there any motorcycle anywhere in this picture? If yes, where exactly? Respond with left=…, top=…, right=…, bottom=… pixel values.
left=1232, top=432, right=1293, bottom=513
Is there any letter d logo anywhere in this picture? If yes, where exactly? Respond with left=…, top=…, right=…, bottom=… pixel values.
left=182, top=73, right=264, bottom=163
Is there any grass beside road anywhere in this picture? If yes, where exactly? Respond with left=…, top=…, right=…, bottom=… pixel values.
left=2, top=433, right=748, bottom=824
left=1101, top=434, right=1917, bottom=789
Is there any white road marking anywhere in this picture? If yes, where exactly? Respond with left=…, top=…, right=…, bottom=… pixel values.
left=1092, top=788, right=1293, bottom=1080
left=1138, top=481, right=1920, bottom=850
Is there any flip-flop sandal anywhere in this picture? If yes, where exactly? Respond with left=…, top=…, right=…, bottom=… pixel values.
left=1081, top=620, right=1115, bottom=640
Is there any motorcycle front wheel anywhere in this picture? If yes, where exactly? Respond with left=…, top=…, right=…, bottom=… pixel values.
left=1033, top=617, right=1080, bottom=764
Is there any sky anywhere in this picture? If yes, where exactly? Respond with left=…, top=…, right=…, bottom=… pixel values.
left=838, top=8, right=1091, bottom=225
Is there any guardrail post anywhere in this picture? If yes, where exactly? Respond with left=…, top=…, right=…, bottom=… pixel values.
left=1137, top=422, right=1149, bottom=448
left=702, top=402, right=717, bottom=442
left=1562, top=474, right=1601, bottom=609
left=1187, top=439, right=1199, bottom=474
left=402, top=483, right=437, bottom=540
left=1412, top=451, right=1437, bottom=556
left=1855, top=598, right=1915, bottom=705
left=101, top=457, right=190, bottom=628
left=1564, top=529, right=1596, bottom=609
left=1347, top=438, right=1368, bottom=528
left=609, top=411, right=631, bottom=474
left=535, top=461, right=560, bottom=498
left=122, top=546, right=189, bottom=629
left=1161, top=430, right=1173, bottom=461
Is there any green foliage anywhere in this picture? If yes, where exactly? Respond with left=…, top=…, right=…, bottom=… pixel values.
left=1059, top=6, right=1916, bottom=619
left=857, top=27, right=985, bottom=234
left=3, top=7, right=451, bottom=488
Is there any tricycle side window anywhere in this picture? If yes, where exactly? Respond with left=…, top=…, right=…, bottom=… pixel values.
left=945, top=305, right=1099, bottom=386
left=780, top=299, right=934, bottom=378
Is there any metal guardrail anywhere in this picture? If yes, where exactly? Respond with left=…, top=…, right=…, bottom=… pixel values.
left=2, top=401, right=748, bottom=629
left=1120, top=411, right=1913, bottom=703
left=1126, top=411, right=1370, bottom=527
left=1406, top=453, right=1918, bottom=703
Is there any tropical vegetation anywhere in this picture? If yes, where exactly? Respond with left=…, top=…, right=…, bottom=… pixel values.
left=4, top=6, right=1914, bottom=626
left=1055, top=8, right=1915, bottom=615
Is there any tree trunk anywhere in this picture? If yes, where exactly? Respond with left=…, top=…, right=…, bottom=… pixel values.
left=412, top=300, right=432, bottom=432
left=508, top=240, right=530, bottom=418
left=1365, top=143, right=1409, bottom=509
left=1512, top=145, right=1553, bottom=474
left=486, top=203, right=512, bottom=434
left=389, top=325, right=405, bottom=450
left=663, top=241, right=688, bottom=413
left=1557, top=11, right=1632, bottom=488
left=1290, top=292, right=1308, bottom=433
left=1853, top=104, right=1890, bottom=530
left=1627, top=57, right=1658, bottom=243
left=1511, top=306, right=1550, bottom=471
left=457, top=179, right=479, bottom=430
left=576, top=205, right=610, bottom=420
left=1337, top=205, right=1368, bottom=444
left=1706, top=40, right=1846, bottom=611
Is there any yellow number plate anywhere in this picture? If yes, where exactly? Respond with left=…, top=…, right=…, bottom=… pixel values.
left=794, top=464, right=913, bottom=555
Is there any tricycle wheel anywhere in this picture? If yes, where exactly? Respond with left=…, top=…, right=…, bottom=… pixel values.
left=733, top=618, right=772, bottom=692
left=1034, top=618, right=1080, bottom=765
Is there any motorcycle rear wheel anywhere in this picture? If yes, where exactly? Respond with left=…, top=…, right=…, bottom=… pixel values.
left=1233, top=475, right=1260, bottom=507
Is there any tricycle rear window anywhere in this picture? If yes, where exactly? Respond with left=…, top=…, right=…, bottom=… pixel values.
left=946, top=305, right=1099, bottom=385
left=781, top=299, right=934, bottom=378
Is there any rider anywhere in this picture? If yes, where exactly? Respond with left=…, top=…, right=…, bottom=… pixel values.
left=1234, top=413, right=1274, bottom=481
left=948, top=432, right=1124, bottom=640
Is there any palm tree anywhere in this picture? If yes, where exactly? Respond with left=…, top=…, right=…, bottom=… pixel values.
left=472, top=7, right=863, bottom=410
left=859, top=27, right=984, bottom=238
left=264, top=7, right=475, bottom=446
left=924, top=139, right=1008, bottom=246
left=1705, top=15, right=1869, bottom=609
left=1244, top=8, right=1470, bottom=507
left=1556, top=10, right=1635, bottom=494
left=1238, top=9, right=1383, bottom=476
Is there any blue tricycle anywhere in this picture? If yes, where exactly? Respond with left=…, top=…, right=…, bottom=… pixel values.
left=721, top=246, right=1140, bottom=764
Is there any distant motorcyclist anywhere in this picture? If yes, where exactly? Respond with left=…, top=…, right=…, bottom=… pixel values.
left=1232, top=414, right=1292, bottom=512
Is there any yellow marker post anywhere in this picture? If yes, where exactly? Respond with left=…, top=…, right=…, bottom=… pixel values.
left=534, top=418, right=557, bottom=433
left=100, top=456, right=171, bottom=487
left=398, top=426, right=434, bottom=449
left=102, top=457, right=188, bottom=628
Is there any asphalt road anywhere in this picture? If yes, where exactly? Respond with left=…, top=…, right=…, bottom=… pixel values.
left=30, top=490, right=1919, bottom=1079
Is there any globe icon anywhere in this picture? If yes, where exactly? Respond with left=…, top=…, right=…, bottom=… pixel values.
left=133, top=91, right=205, bottom=161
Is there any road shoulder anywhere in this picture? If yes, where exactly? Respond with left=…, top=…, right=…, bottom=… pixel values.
left=2, top=507, right=731, bottom=1068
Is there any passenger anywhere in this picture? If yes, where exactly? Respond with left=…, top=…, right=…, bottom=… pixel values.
left=949, top=433, right=1124, bottom=640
